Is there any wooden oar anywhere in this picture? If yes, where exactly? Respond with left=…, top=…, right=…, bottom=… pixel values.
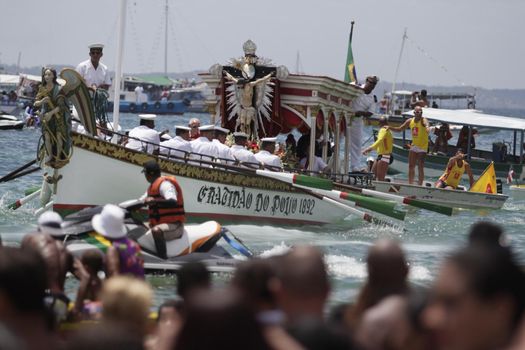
left=334, top=182, right=454, bottom=216
left=7, top=188, right=42, bottom=210
left=0, top=159, right=37, bottom=183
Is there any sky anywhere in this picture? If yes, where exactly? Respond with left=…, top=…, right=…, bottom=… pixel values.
left=1, top=0, right=524, bottom=89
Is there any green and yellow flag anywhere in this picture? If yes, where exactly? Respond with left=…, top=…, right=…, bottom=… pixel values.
left=344, top=34, right=357, bottom=84
left=469, top=162, right=497, bottom=194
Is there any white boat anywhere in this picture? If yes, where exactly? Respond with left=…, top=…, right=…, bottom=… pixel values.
left=373, top=180, right=508, bottom=209
left=388, top=108, right=525, bottom=179
left=0, top=112, right=24, bottom=130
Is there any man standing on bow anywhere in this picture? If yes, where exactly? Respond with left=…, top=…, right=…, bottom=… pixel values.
left=141, top=160, right=185, bottom=259
left=76, top=44, right=112, bottom=90
left=350, top=76, right=378, bottom=172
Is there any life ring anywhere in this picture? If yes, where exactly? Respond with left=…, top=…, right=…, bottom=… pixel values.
left=167, top=102, right=174, bottom=110
left=141, top=102, right=149, bottom=111
left=154, top=101, right=161, bottom=109
left=129, top=103, right=137, bottom=112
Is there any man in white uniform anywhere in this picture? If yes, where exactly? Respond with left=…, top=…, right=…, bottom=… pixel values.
left=212, top=126, right=235, bottom=164
left=76, top=44, right=112, bottom=90
left=230, top=132, right=260, bottom=168
left=190, top=125, right=218, bottom=164
left=125, top=114, right=160, bottom=154
left=350, top=76, right=378, bottom=172
left=255, top=137, right=283, bottom=170
left=159, top=125, right=192, bottom=160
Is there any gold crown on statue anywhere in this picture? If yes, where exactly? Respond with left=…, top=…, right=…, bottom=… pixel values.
left=243, top=40, right=257, bottom=56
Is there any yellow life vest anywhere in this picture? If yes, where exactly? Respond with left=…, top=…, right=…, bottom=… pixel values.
left=372, top=127, right=393, bottom=155
left=439, top=160, right=466, bottom=188
left=409, top=118, right=429, bottom=151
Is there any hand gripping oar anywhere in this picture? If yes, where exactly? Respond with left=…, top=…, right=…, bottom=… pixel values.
left=0, top=159, right=37, bottom=183
left=334, top=182, right=454, bottom=216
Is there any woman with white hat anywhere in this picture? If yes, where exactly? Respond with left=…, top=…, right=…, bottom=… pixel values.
left=91, top=204, right=144, bottom=278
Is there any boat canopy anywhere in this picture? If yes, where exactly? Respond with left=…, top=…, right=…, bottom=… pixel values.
left=403, top=108, right=525, bottom=132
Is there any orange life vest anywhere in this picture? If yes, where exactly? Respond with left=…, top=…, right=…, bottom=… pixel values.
left=147, top=176, right=185, bottom=226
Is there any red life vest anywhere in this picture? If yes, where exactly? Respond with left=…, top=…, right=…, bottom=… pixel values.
left=147, top=176, right=185, bottom=226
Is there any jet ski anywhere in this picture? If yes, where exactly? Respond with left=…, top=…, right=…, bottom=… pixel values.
left=60, top=200, right=253, bottom=273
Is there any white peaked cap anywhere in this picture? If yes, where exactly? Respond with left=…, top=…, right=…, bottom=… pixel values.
left=199, top=125, right=214, bottom=131
left=88, top=43, right=104, bottom=49
left=214, top=126, right=230, bottom=134
left=261, top=137, right=277, bottom=143
left=139, top=114, right=156, bottom=121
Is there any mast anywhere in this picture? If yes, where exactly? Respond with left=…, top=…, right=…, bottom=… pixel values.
left=389, top=28, right=407, bottom=114
left=164, top=0, right=168, bottom=77
left=112, top=0, right=127, bottom=140
left=16, top=52, right=21, bottom=74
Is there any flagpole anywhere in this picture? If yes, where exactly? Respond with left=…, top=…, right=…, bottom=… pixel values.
left=349, top=21, right=355, bottom=42
left=389, top=28, right=407, bottom=115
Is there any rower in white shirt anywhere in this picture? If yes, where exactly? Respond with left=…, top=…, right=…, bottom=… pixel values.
left=125, top=114, right=160, bottom=154
left=254, top=137, right=283, bottom=170
left=212, top=126, right=235, bottom=164
left=190, top=125, right=218, bottom=164
left=75, top=43, right=112, bottom=90
left=230, top=132, right=261, bottom=169
left=159, top=125, right=192, bottom=160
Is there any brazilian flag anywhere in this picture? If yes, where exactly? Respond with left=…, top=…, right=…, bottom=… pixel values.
left=344, top=35, right=357, bottom=84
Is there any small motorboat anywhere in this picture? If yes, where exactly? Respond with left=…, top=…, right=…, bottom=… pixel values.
left=0, top=112, right=24, bottom=130
left=60, top=200, right=253, bottom=273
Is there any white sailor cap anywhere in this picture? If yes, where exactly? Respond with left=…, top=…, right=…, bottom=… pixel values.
left=175, top=125, right=191, bottom=132
left=261, top=137, right=277, bottom=143
left=88, top=43, right=105, bottom=50
left=161, top=134, right=172, bottom=141
left=214, top=126, right=230, bottom=134
left=199, top=124, right=214, bottom=132
left=139, top=114, right=156, bottom=121
left=37, top=211, right=64, bottom=237
left=233, top=131, right=249, bottom=138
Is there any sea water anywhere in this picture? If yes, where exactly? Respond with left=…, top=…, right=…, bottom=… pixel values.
left=1, top=110, right=524, bottom=308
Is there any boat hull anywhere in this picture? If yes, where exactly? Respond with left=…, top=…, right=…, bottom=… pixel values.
left=373, top=180, right=508, bottom=209
left=53, top=134, right=350, bottom=225
left=390, top=140, right=522, bottom=179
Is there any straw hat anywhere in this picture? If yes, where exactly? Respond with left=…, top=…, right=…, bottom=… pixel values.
left=91, top=204, right=127, bottom=239
left=37, top=211, right=63, bottom=237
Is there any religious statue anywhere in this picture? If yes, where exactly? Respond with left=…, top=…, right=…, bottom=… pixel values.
left=223, top=70, right=274, bottom=138
left=34, top=67, right=72, bottom=169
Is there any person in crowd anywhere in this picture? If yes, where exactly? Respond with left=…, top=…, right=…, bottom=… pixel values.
left=299, top=141, right=330, bottom=174
left=91, top=204, right=144, bottom=278
left=456, top=125, right=477, bottom=153
left=212, top=126, right=235, bottom=164
left=363, top=116, right=393, bottom=181
left=188, top=117, right=201, bottom=140
left=141, top=160, right=185, bottom=259
left=100, top=276, right=153, bottom=337
left=21, top=211, right=73, bottom=325
left=468, top=221, right=508, bottom=248
left=410, top=90, right=429, bottom=108
left=422, top=245, right=525, bottom=350
left=255, top=137, right=283, bottom=170
left=66, top=322, right=144, bottom=350
left=159, top=125, right=192, bottom=160
left=389, top=105, right=430, bottom=185
left=190, top=125, right=219, bottom=163
left=431, top=123, right=452, bottom=154
left=173, top=288, right=274, bottom=350
left=344, top=239, right=409, bottom=332
left=75, top=43, right=112, bottom=90
left=176, top=261, right=211, bottom=302
left=134, top=84, right=144, bottom=103
left=125, top=114, right=160, bottom=154
left=230, top=132, right=260, bottom=168
left=0, top=247, right=60, bottom=350
left=270, top=246, right=330, bottom=325
left=435, top=149, right=474, bottom=189
left=350, top=75, right=378, bottom=172
left=146, top=299, right=185, bottom=350
left=72, top=249, right=104, bottom=320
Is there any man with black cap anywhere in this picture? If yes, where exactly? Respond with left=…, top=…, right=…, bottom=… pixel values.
left=76, top=43, right=112, bottom=90
left=350, top=75, right=378, bottom=172
left=230, top=132, right=260, bottom=168
left=141, top=160, right=185, bottom=259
